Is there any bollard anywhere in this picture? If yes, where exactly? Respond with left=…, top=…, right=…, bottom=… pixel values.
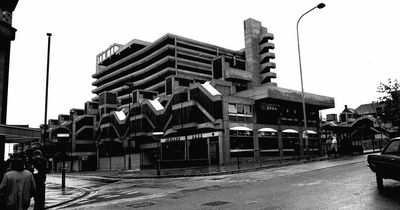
left=61, top=167, right=66, bottom=189
left=156, top=158, right=161, bottom=176
left=237, top=155, right=240, bottom=170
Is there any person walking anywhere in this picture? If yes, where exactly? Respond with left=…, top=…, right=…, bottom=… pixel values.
left=32, top=150, right=47, bottom=210
left=325, top=137, right=332, bottom=156
left=0, top=158, right=36, bottom=210
left=331, top=136, right=338, bottom=157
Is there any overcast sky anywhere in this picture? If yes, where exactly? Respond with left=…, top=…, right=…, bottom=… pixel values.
left=7, top=0, right=400, bottom=128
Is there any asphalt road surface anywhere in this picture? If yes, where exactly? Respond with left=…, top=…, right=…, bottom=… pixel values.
left=57, top=155, right=400, bottom=210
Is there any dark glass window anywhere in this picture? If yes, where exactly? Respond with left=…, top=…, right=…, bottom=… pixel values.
left=188, top=139, right=208, bottom=159
left=383, top=140, right=400, bottom=155
left=162, top=141, right=185, bottom=160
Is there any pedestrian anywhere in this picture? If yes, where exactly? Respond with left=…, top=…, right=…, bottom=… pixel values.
left=32, top=150, right=47, bottom=210
left=0, top=158, right=36, bottom=210
left=331, top=136, right=338, bottom=157
left=0, top=159, right=6, bottom=209
left=325, top=137, right=332, bottom=156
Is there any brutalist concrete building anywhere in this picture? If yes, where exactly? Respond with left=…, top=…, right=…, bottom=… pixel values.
left=91, top=18, right=334, bottom=170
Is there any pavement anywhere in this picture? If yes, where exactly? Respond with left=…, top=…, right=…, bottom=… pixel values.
left=39, top=149, right=381, bottom=209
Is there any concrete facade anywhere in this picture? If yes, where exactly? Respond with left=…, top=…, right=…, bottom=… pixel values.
left=90, top=18, right=334, bottom=170
left=14, top=18, right=334, bottom=171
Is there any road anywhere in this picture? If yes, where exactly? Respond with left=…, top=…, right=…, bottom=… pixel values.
left=56, top=155, right=400, bottom=210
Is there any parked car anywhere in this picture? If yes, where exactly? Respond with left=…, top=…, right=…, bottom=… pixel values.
left=367, top=137, right=400, bottom=190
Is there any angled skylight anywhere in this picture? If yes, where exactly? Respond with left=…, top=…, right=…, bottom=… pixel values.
left=149, top=97, right=164, bottom=111
left=202, top=81, right=221, bottom=96
left=115, top=109, right=126, bottom=121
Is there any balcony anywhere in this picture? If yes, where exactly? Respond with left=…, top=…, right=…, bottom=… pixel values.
left=260, top=62, right=276, bottom=73
left=260, top=42, right=275, bottom=52
left=259, top=33, right=274, bottom=44
left=260, top=52, right=275, bottom=63
left=225, top=68, right=253, bottom=82
left=261, top=72, right=277, bottom=84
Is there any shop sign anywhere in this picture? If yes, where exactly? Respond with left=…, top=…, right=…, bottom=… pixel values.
left=161, top=136, right=185, bottom=143
left=161, top=132, right=220, bottom=143
left=202, top=132, right=219, bottom=138
left=187, top=134, right=202, bottom=140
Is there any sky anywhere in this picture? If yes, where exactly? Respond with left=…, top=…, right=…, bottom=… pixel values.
left=6, top=0, right=400, bottom=129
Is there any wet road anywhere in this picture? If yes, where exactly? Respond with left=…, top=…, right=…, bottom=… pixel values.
left=57, top=155, right=400, bottom=209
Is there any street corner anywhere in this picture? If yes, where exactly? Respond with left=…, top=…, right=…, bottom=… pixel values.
left=44, top=183, right=91, bottom=209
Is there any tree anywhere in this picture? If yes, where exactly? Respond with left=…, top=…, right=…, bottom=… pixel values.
left=377, top=78, right=400, bottom=130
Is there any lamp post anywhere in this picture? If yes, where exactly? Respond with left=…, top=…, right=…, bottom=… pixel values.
left=42, top=33, right=52, bottom=154
left=70, top=110, right=76, bottom=171
left=125, top=82, right=134, bottom=170
left=152, top=130, right=164, bottom=176
left=296, top=3, right=325, bottom=159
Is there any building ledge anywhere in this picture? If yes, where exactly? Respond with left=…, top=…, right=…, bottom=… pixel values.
left=225, top=68, right=252, bottom=81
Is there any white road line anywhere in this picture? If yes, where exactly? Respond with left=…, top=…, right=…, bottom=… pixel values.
left=98, top=194, right=121, bottom=198
left=70, top=192, right=168, bottom=209
left=126, top=190, right=141, bottom=195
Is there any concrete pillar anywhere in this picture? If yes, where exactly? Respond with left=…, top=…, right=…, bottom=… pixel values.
left=277, top=117, right=284, bottom=158
left=221, top=95, right=231, bottom=165
left=299, top=134, right=304, bottom=158
left=252, top=104, right=259, bottom=161
left=218, top=134, right=224, bottom=165
left=278, top=131, right=283, bottom=157
left=244, top=18, right=262, bottom=88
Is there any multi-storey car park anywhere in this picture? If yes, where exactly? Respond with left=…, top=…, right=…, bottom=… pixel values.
left=15, top=18, right=334, bottom=172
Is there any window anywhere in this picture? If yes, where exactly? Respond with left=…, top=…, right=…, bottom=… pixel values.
left=244, top=105, right=252, bottom=115
left=229, top=104, right=252, bottom=115
left=237, top=104, right=244, bottom=114
left=229, top=103, right=252, bottom=123
left=228, top=104, right=237, bottom=114
left=383, top=140, right=400, bottom=155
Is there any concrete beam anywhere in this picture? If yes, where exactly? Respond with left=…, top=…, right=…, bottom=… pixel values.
left=0, top=124, right=41, bottom=143
left=234, top=85, right=335, bottom=109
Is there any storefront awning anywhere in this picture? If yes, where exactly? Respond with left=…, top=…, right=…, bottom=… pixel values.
left=230, top=126, right=252, bottom=131
left=258, top=127, right=277, bottom=132
left=282, top=129, right=299, bottom=133
left=306, top=130, right=317, bottom=134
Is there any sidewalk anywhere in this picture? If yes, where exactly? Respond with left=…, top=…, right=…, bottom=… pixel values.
left=65, top=150, right=381, bottom=179
left=42, top=150, right=380, bottom=209
left=28, top=183, right=89, bottom=209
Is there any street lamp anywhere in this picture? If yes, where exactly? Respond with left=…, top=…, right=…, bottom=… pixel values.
left=151, top=130, right=164, bottom=176
left=70, top=110, right=76, bottom=171
left=125, top=82, right=134, bottom=170
left=296, top=3, right=325, bottom=158
left=42, top=33, right=52, bottom=154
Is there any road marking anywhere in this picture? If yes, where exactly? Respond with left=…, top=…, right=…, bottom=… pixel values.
left=98, top=194, right=121, bottom=198
left=75, top=200, right=92, bottom=204
left=293, top=180, right=323, bottom=187
left=126, top=190, right=141, bottom=195
left=69, top=192, right=168, bottom=209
